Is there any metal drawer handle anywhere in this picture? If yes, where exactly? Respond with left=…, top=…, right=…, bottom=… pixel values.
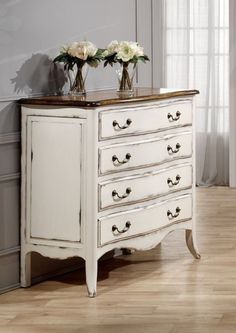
left=167, top=206, right=181, bottom=219
left=112, top=187, right=132, bottom=200
left=167, top=143, right=181, bottom=154
left=112, top=221, right=131, bottom=235
left=112, top=118, right=132, bottom=130
left=112, top=153, right=131, bottom=165
left=167, top=110, right=181, bottom=122
left=167, top=174, right=181, bottom=187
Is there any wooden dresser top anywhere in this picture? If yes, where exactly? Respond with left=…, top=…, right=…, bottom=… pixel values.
left=19, top=87, right=199, bottom=108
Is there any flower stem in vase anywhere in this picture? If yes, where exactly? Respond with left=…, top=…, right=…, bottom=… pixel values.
left=70, top=63, right=87, bottom=95
left=119, top=63, right=135, bottom=93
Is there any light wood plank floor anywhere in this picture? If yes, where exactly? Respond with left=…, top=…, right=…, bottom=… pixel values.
left=1, top=187, right=236, bottom=333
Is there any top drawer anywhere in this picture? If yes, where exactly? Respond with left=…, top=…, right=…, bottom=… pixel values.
left=99, top=102, right=192, bottom=140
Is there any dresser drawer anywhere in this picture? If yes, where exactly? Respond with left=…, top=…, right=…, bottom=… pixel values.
left=98, top=194, right=192, bottom=246
left=99, top=132, right=192, bottom=175
left=99, top=102, right=192, bottom=140
left=99, top=164, right=192, bottom=210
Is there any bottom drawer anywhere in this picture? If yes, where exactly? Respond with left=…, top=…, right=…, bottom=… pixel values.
left=98, top=194, right=192, bottom=246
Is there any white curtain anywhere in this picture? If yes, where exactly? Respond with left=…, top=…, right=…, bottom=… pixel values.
left=163, top=0, right=229, bottom=185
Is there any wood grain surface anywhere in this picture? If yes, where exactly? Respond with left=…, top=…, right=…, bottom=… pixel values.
left=19, top=88, right=199, bottom=107
left=0, top=187, right=235, bottom=333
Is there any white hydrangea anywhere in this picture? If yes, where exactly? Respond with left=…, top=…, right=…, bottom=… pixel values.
left=68, top=41, right=97, bottom=60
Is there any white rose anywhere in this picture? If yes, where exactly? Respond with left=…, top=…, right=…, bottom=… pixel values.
left=116, top=41, right=136, bottom=62
left=68, top=41, right=97, bottom=60
left=107, top=40, right=119, bottom=55
left=131, top=42, right=144, bottom=57
left=83, top=41, right=97, bottom=57
left=68, top=42, right=87, bottom=60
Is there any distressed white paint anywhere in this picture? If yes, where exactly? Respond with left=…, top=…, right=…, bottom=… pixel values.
left=99, top=131, right=192, bottom=175
left=98, top=194, right=192, bottom=246
left=99, top=101, right=192, bottom=139
left=21, top=95, right=199, bottom=297
left=29, top=117, right=84, bottom=243
left=99, top=163, right=192, bottom=210
left=2, top=0, right=154, bottom=293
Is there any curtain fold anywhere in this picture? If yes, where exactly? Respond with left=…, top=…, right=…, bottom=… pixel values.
left=163, top=0, right=229, bottom=185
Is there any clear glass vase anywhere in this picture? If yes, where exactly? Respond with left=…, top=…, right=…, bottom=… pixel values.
left=116, top=63, right=136, bottom=94
left=67, top=63, right=88, bottom=96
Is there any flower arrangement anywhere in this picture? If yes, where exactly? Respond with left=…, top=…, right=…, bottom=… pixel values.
left=103, top=40, right=150, bottom=92
left=53, top=41, right=104, bottom=95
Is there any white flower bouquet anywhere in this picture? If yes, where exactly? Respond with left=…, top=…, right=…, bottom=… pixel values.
left=103, top=40, right=150, bottom=92
left=54, top=41, right=104, bottom=95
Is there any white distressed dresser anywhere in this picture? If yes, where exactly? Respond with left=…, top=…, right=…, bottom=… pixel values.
left=20, top=88, right=200, bottom=297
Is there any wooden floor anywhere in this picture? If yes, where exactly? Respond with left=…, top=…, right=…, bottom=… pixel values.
left=1, top=187, right=236, bottom=333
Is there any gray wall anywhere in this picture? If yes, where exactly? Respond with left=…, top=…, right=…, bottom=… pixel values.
left=0, top=0, right=157, bottom=293
left=0, top=102, right=20, bottom=293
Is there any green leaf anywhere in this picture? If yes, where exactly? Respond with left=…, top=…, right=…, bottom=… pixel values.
left=87, top=59, right=99, bottom=68
left=96, top=48, right=106, bottom=58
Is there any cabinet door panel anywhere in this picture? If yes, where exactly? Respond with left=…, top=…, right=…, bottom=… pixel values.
left=28, top=117, right=84, bottom=243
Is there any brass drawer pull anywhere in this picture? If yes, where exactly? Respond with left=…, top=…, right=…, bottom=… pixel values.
left=112, top=221, right=131, bottom=235
left=167, top=206, right=181, bottom=219
left=112, top=118, right=132, bottom=130
left=112, top=187, right=132, bottom=200
left=167, top=143, right=181, bottom=154
left=167, top=174, right=181, bottom=187
left=112, top=153, right=131, bottom=165
left=167, top=110, right=181, bottom=122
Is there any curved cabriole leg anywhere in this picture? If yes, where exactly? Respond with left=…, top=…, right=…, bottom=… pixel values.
left=185, top=230, right=201, bottom=259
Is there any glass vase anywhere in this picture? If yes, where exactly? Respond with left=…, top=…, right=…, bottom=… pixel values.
left=116, top=63, right=136, bottom=94
left=68, top=63, right=88, bottom=96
